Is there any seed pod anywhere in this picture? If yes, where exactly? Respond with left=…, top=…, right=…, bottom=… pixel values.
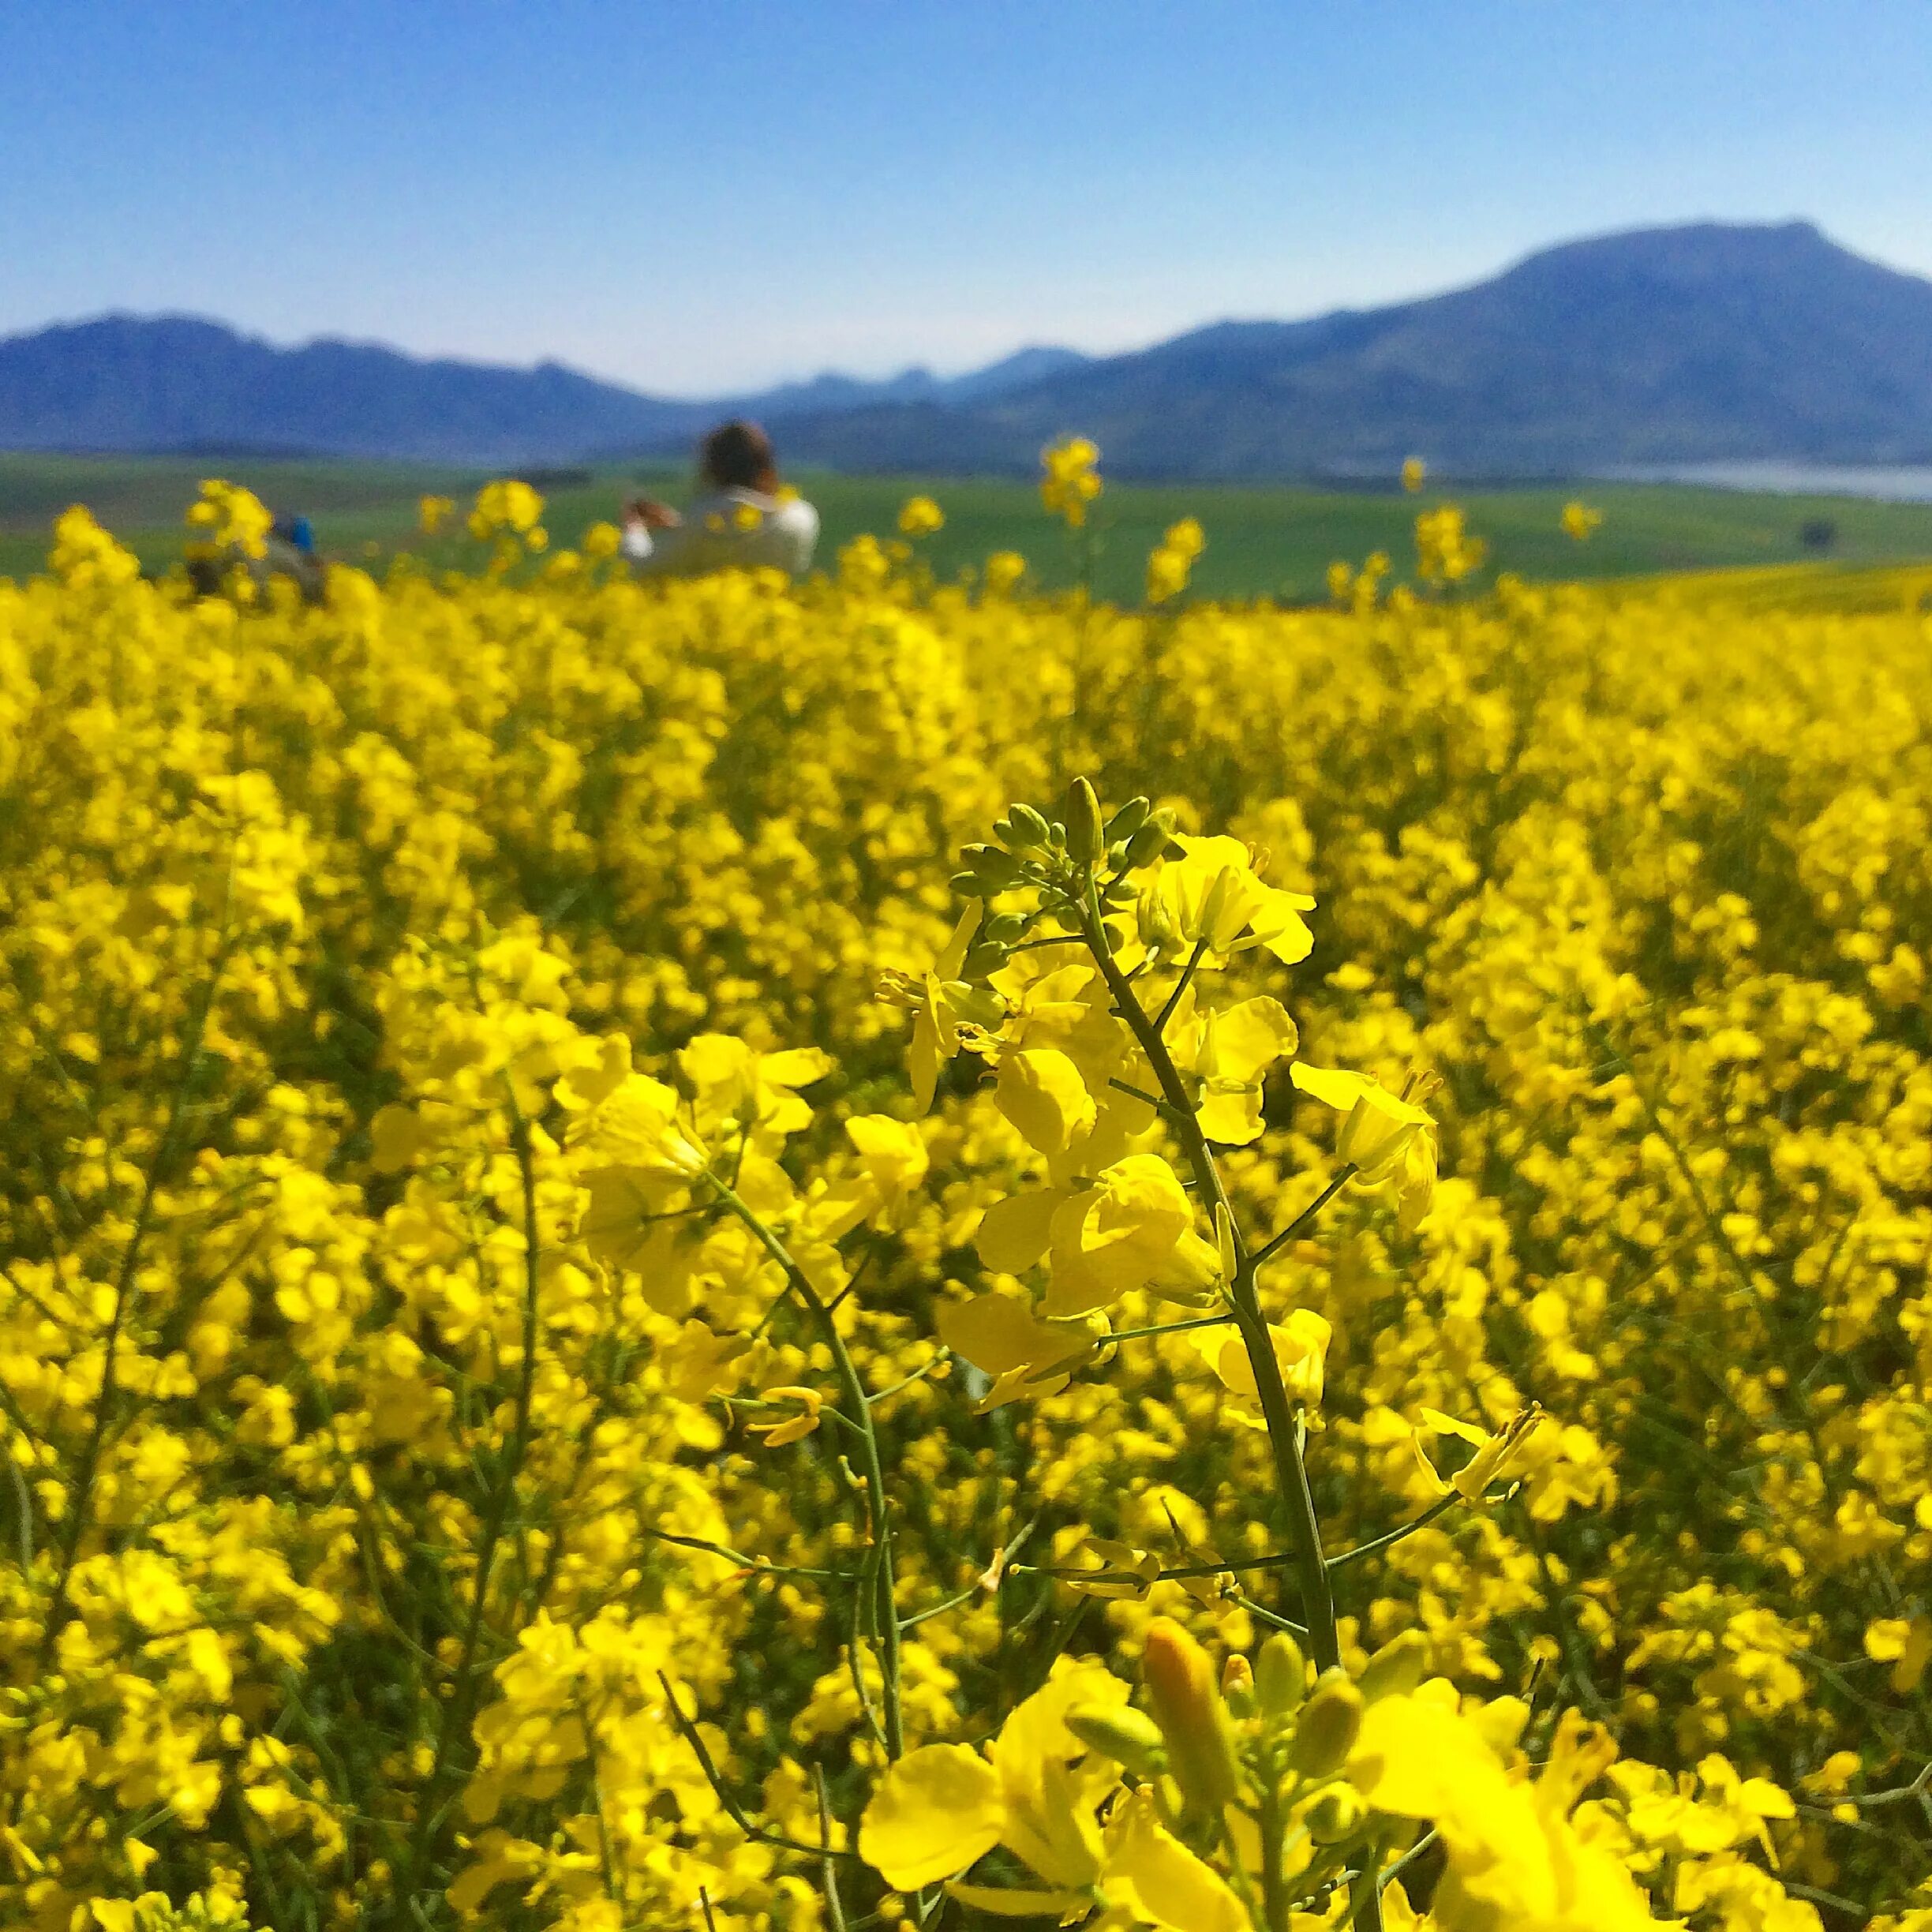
left=1287, top=1670, right=1362, bottom=1778
left=1255, top=1632, right=1307, bottom=1722
left=1066, top=1703, right=1168, bottom=1779
left=1142, top=1617, right=1241, bottom=1814
left=1106, top=796, right=1151, bottom=842
left=1357, top=1630, right=1430, bottom=1704
left=1065, top=777, right=1106, bottom=868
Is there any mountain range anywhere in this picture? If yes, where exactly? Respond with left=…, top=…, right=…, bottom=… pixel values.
left=4, top=221, right=1930, bottom=477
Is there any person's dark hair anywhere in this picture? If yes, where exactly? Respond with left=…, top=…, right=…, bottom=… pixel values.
left=700, top=419, right=777, bottom=491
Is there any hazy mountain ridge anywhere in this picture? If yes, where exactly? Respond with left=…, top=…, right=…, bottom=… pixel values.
left=4, top=222, right=1930, bottom=475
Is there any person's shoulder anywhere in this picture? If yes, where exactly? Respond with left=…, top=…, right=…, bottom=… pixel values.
left=772, top=494, right=818, bottom=534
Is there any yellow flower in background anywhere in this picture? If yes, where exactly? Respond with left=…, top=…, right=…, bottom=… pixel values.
left=419, top=492, right=456, bottom=535
left=185, top=478, right=273, bottom=559
left=1402, top=455, right=1427, bottom=492
left=1864, top=1616, right=1932, bottom=1694
left=2, top=462, right=1920, bottom=1930
left=1415, top=500, right=1487, bottom=582
left=983, top=548, right=1028, bottom=592
left=466, top=477, right=545, bottom=540
left=897, top=494, right=945, bottom=536
left=1412, top=1405, right=1548, bottom=1502
left=1562, top=500, right=1604, bottom=541
left=1147, top=516, right=1205, bottom=603
left=1040, top=435, right=1103, bottom=527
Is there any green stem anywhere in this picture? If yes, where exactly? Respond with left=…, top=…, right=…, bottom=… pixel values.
left=1078, top=874, right=1382, bottom=1932
left=393, top=1088, right=545, bottom=1922
left=708, top=1176, right=906, bottom=1761
left=1079, top=886, right=1339, bottom=1665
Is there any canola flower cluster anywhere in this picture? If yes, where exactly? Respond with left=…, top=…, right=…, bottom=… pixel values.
left=0, top=461, right=1929, bottom=1932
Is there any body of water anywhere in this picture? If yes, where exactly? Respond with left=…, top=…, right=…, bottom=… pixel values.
left=1597, top=462, right=1932, bottom=503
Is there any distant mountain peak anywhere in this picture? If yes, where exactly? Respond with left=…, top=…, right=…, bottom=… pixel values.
left=2, top=220, right=1927, bottom=473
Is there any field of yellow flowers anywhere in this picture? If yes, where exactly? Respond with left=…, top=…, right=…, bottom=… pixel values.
left=2, top=465, right=1930, bottom=1932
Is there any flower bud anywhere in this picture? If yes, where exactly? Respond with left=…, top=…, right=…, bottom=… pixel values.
left=1066, top=1703, right=1168, bottom=1779
left=1142, top=1617, right=1241, bottom=1814
left=1255, top=1633, right=1306, bottom=1723
left=1287, top=1670, right=1362, bottom=1778
left=1125, top=814, right=1173, bottom=869
left=1007, top=803, right=1050, bottom=846
left=1305, top=1786, right=1363, bottom=1844
left=1221, top=1653, right=1254, bottom=1719
left=964, top=844, right=1024, bottom=891
left=1357, top=1630, right=1430, bottom=1704
left=1106, top=796, right=1151, bottom=842
left=1065, top=777, right=1106, bottom=869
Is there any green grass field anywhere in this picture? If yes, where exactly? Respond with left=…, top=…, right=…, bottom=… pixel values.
left=5, top=450, right=1932, bottom=601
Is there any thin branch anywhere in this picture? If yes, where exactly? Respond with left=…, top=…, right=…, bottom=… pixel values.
left=657, top=1672, right=863, bottom=1863
left=1325, top=1495, right=1462, bottom=1574
left=1251, top=1166, right=1357, bottom=1270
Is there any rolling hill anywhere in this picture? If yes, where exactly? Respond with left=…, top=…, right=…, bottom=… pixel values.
left=3, top=222, right=1929, bottom=476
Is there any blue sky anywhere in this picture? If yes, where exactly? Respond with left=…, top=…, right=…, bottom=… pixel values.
left=3, top=2, right=1927, bottom=395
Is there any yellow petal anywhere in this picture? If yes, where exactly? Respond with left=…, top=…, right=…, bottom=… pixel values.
left=1205, top=997, right=1299, bottom=1080
left=859, top=1745, right=1005, bottom=1890
left=762, top=1046, right=834, bottom=1089
left=1196, top=1084, right=1264, bottom=1146
left=1102, top=1788, right=1251, bottom=1932
left=997, top=1049, right=1097, bottom=1160
left=936, top=1293, right=1090, bottom=1378
left=977, top=1189, right=1068, bottom=1274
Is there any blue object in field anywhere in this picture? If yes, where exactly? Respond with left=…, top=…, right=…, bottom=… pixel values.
left=272, top=515, right=316, bottom=554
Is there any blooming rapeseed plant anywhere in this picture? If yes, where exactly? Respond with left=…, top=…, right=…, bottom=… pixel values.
left=0, top=468, right=1924, bottom=1932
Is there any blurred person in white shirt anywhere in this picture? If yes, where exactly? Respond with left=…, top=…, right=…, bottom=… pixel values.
left=622, top=420, right=819, bottom=577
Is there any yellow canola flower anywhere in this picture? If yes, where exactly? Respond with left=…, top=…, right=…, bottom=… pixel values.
left=746, top=1384, right=824, bottom=1447
left=1167, top=991, right=1300, bottom=1145
left=185, top=478, right=273, bottom=560
left=897, top=494, right=945, bottom=536
left=859, top=1662, right=1127, bottom=1894
left=1043, top=1153, right=1196, bottom=1317
left=1192, top=1307, right=1331, bottom=1421
left=878, top=903, right=994, bottom=1111
left=1147, top=518, right=1205, bottom=604
left=1864, top=1616, right=1932, bottom=1694
left=677, top=1032, right=832, bottom=1144
left=934, top=1290, right=1099, bottom=1410
left=1413, top=1405, right=1548, bottom=1502
left=1415, top=501, right=1486, bottom=583
left=1290, top=1061, right=1437, bottom=1226
left=1140, top=833, right=1316, bottom=966
left=419, top=492, right=455, bottom=534
left=1402, top=455, right=1427, bottom=493
left=1100, top=1786, right=1252, bottom=1932
left=466, top=477, right=545, bottom=540
left=1562, top=500, right=1605, bottom=541
left=1350, top=1693, right=1657, bottom=1930
left=1040, top=435, right=1103, bottom=528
